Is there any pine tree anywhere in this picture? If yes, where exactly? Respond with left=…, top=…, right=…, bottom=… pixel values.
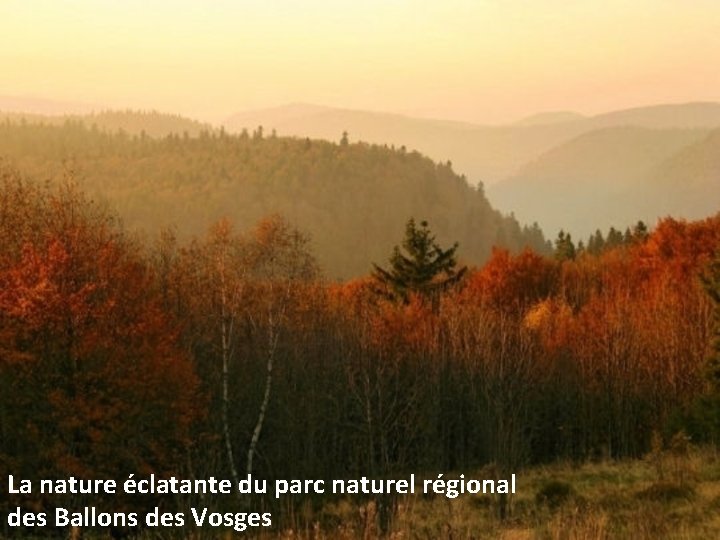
left=632, top=220, right=649, bottom=243
left=623, top=227, right=633, bottom=245
left=588, top=229, right=605, bottom=255
left=606, top=226, right=624, bottom=248
left=372, top=218, right=465, bottom=303
left=554, top=230, right=576, bottom=261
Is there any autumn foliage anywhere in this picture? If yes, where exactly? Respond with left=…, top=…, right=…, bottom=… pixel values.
left=0, top=173, right=200, bottom=518
left=1, top=166, right=719, bottom=533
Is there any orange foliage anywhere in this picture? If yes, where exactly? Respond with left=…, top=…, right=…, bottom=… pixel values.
left=634, top=216, right=720, bottom=280
left=461, top=248, right=557, bottom=310
left=0, top=226, right=201, bottom=483
left=369, top=295, right=438, bottom=354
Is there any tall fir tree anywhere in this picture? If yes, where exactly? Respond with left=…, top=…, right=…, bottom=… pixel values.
left=372, top=218, right=465, bottom=303
left=554, top=230, right=576, bottom=261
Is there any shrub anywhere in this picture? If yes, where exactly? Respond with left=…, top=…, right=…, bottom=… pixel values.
left=535, top=480, right=575, bottom=509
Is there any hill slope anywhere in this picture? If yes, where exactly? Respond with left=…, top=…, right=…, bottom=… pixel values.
left=590, top=102, right=720, bottom=129
left=515, top=111, right=586, bottom=126
left=648, top=129, right=720, bottom=220
left=487, top=127, right=709, bottom=238
left=224, top=104, right=591, bottom=185
left=0, top=121, right=548, bottom=278
left=224, top=101, right=720, bottom=188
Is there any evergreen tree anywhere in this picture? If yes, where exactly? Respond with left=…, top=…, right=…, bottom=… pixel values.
left=623, top=227, right=633, bottom=245
left=554, top=230, right=576, bottom=261
left=632, top=220, right=649, bottom=243
left=606, top=226, right=623, bottom=248
left=372, top=218, right=466, bottom=303
left=587, top=229, right=602, bottom=255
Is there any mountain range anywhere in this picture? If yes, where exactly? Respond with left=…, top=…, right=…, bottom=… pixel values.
left=225, top=101, right=720, bottom=239
left=1, top=98, right=718, bottom=244
left=0, top=119, right=548, bottom=278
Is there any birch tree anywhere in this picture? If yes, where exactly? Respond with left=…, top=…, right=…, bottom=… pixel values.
left=244, top=215, right=318, bottom=475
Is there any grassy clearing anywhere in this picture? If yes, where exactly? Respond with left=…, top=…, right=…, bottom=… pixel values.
left=262, top=445, right=720, bottom=539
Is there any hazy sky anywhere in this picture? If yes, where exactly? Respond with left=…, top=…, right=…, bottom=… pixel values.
left=2, top=0, right=719, bottom=123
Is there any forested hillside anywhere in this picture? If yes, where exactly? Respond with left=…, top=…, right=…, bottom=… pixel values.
left=226, top=103, right=720, bottom=243
left=224, top=103, right=591, bottom=184
left=225, top=102, right=720, bottom=186
left=489, top=127, right=709, bottom=237
left=0, top=109, right=212, bottom=138
left=651, top=129, right=720, bottom=218
left=0, top=120, right=548, bottom=277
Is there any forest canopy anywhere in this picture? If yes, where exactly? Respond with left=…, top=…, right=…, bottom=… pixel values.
left=0, top=116, right=549, bottom=278
left=1, top=163, right=719, bottom=536
left=2, top=112, right=720, bottom=538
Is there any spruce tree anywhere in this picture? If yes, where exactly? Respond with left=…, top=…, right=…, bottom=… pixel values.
left=606, top=226, right=624, bottom=248
left=632, top=220, right=649, bottom=243
left=588, top=229, right=605, bottom=255
left=372, top=218, right=465, bottom=303
left=554, top=230, right=576, bottom=261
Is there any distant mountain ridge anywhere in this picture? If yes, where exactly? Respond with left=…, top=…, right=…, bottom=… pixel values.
left=3, top=100, right=718, bottom=244
left=515, top=111, right=586, bottom=126
left=225, top=101, right=720, bottom=240
left=649, top=129, right=720, bottom=219
left=488, top=127, right=712, bottom=238
left=589, top=102, right=720, bottom=129
left=225, top=104, right=588, bottom=184
left=224, top=101, right=720, bottom=186
left=0, top=109, right=213, bottom=138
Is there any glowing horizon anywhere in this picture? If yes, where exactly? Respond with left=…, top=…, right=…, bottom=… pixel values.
left=1, top=0, right=719, bottom=124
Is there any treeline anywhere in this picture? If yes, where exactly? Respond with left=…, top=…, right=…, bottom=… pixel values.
left=1, top=169, right=719, bottom=535
left=553, top=221, right=650, bottom=260
left=0, top=119, right=549, bottom=278
left=0, top=109, right=212, bottom=138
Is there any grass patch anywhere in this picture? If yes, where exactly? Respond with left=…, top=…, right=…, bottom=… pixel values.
left=124, top=446, right=720, bottom=539
left=535, top=480, right=575, bottom=509
left=636, top=481, right=695, bottom=502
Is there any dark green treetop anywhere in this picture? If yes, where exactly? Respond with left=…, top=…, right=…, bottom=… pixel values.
left=554, top=229, right=576, bottom=262
left=372, top=218, right=466, bottom=303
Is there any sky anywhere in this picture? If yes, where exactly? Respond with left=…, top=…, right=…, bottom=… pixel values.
left=1, top=0, right=719, bottom=124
